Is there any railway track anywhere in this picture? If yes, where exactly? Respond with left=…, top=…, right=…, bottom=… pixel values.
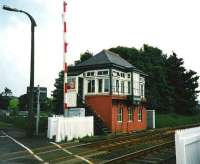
left=101, top=141, right=175, bottom=164
left=0, top=128, right=168, bottom=161
left=1, top=123, right=200, bottom=163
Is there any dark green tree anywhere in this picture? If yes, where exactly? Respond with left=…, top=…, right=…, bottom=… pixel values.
left=41, top=97, right=53, bottom=112
left=18, top=94, right=28, bottom=111
left=166, top=53, right=199, bottom=114
left=0, top=87, right=12, bottom=109
left=1, top=87, right=12, bottom=97
left=52, top=45, right=199, bottom=115
left=110, top=45, right=174, bottom=112
left=75, top=50, right=93, bottom=65
left=52, top=71, right=64, bottom=114
left=80, top=50, right=93, bottom=62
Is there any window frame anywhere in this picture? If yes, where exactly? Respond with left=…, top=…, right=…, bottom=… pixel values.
left=87, top=79, right=95, bottom=93
left=138, top=109, right=142, bottom=122
left=104, top=79, right=110, bottom=92
left=97, top=70, right=109, bottom=76
left=86, top=71, right=95, bottom=77
left=98, top=79, right=103, bottom=93
left=140, top=83, right=144, bottom=97
left=117, top=107, right=123, bottom=123
left=128, top=107, right=133, bottom=122
left=121, top=81, right=125, bottom=94
left=116, top=80, right=119, bottom=93
left=128, top=81, right=131, bottom=94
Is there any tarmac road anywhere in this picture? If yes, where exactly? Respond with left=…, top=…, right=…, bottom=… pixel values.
left=0, top=127, right=50, bottom=164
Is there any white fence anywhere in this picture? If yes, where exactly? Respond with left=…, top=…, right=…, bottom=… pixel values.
left=175, top=126, right=200, bottom=164
left=47, top=116, right=94, bottom=142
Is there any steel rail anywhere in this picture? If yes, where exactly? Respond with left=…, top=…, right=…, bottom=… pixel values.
left=101, top=140, right=174, bottom=164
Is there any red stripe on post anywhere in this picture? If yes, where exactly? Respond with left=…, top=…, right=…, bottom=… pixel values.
left=64, top=103, right=67, bottom=109
left=64, top=42, right=68, bottom=53
left=64, top=22, right=67, bottom=32
left=64, top=83, right=67, bottom=93
left=63, top=1, right=67, bottom=12
left=64, top=63, right=68, bottom=72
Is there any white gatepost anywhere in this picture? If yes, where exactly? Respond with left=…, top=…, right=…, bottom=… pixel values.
left=146, top=110, right=155, bottom=129
left=175, top=126, right=200, bottom=164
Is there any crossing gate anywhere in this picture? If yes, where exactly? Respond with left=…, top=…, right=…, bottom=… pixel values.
left=175, top=126, right=200, bottom=164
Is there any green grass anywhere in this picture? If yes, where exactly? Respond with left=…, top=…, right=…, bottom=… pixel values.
left=0, top=115, right=48, bottom=134
left=0, top=121, right=12, bottom=128
left=156, top=113, right=200, bottom=128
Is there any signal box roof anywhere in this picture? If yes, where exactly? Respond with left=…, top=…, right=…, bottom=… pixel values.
left=76, top=50, right=134, bottom=69
left=68, top=50, right=146, bottom=76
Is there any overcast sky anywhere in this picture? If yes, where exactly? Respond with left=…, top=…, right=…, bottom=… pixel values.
left=0, top=0, right=200, bottom=98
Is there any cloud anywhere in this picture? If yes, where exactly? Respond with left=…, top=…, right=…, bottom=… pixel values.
left=0, top=1, right=63, bottom=97
left=0, top=16, right=30, bottom=95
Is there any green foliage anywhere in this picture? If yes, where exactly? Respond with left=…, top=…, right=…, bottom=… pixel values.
left=18, top=94, right=28, bottom=111
left=166, top=53, right=199, bottom=114
left=0, top=95, right=10, bottom=109
left=0, top=115, right=48, bottom=133
left=110, top=45, right=199, bottom=114
left=9, top=98, right=19, bottom=115
left=0, top=121, right=12, bottom=128
left=1, top=87, right=12, bottom=97
left=0, top=87, right=12, bottom=110
left=52, top=45, right=199, bottom=115
left=52, top=71, right=64, bottom=114
left=80, top=50, right=93, bottom=62
left=75, top=50, right=93, bottom=65
left=9, top=98, right=19, bottom=110
left=156, top=113, right=200, bottom=128
left=41, top=97, right=53, bottom=112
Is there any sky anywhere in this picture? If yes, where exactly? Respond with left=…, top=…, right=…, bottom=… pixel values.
left=0, top=0, right=200, bottom=98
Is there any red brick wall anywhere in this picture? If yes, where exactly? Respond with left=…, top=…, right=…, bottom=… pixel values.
left=85, top=95, right=113, bottom=130
left=85, top=95, right=147, bottom=133
left=112, top=104, right=146, bottom=133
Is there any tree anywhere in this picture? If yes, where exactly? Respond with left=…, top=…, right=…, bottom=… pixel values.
left=41, top=97, right=53, bottom=113
left=166, top=53, right=199, bottom=114
left=75, top=50, right=93, bottom=65
left=0, top=94, right=10, bottom=109
left=110, top=45, right=173, bottom=112
left=52, top=51, right=93, bottom=113
left=1, top=87, right=12, bottom=97
left=0, top=87, right=12, bottom=109
left=18, top=94, right=28, bottom=111
left=9, top=98, right=19, bottom=110
left=110, top=45, right=199, bottom=114
left=9, top=98, right=19, bottom=115
left=52, top=71, right=64, bottom=114
left=52, top=45, right=199, bottom=115
left=80, top=50, right=93, bottom=62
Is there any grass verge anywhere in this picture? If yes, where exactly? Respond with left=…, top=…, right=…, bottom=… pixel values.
left=156, top=113, right=200, bottom=128
left=0, top=121, right=12, bottom=128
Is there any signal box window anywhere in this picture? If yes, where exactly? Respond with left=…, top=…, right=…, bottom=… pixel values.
left=88, top=79, right=95, bottom=93
left=138, top=109, right=142, bottom=121
left=117, top=107, right=123, bottom=122
left=128, top=107, right=133, bottom=122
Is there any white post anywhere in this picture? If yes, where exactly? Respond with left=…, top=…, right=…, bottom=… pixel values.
left=153, top=110, right=155, bottom=128
left=36, top=85, right=40, bottom=136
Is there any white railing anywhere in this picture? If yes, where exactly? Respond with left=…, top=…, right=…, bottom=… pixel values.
left=175, top=126, right=200, bottom=164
